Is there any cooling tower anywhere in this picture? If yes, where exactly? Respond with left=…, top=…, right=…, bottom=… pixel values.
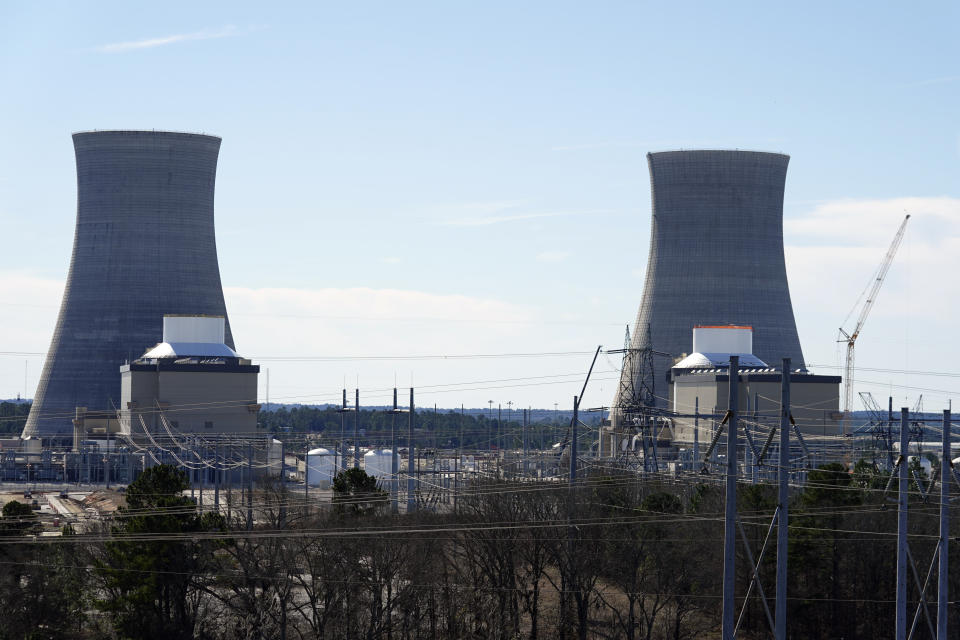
left=615, top=150, right=804, bottom=412
left=23, top=131, right=234, bottom=442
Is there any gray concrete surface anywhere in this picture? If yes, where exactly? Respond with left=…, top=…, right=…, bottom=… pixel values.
left=616, top=150, right=806, bottom=410
left=24, top=131, right=235, bottom=442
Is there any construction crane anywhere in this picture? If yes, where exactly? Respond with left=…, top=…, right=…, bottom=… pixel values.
left=838, top=214, right=910, bottom=432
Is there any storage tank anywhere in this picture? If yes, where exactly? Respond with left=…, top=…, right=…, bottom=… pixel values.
left=23, top=131, right=234, bottom=443
left=363, top=449, right=393, bottom=487
left=306, top=448, right=337, bottom=488
left=908, top=455, right=933, bottom=478
left=268, top=439, right=284, bottom=478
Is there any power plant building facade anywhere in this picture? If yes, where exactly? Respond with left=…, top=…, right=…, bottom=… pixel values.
left=666, top=327, right=840, bottom=443
left=119, top=316, right=259, bottom=445
left=614, top=150, right=806, bottom=416
left=23, top=131, right=235, bottom=443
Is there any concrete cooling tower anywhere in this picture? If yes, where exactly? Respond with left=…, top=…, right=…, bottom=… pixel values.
left=615, top=150, right=804, bottom=412
left=22, top=131, right=234, bottom=442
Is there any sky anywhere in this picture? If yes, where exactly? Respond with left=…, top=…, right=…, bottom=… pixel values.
left=0, top=2, right=958, bottom=414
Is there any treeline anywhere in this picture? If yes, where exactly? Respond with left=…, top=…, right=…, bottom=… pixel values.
left=1, top=461, right=957, bottom=639
left=259, top=404, right=577, bottom=450
left=0, top=401, right=30, bottom=436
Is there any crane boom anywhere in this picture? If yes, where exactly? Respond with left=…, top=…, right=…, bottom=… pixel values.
left=840, top=214, right=910, bottom=428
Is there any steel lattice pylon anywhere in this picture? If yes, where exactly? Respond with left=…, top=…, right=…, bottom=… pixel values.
left=611, top=324, right=665, bottom=470
left=616, top=323, right=657, bottom=420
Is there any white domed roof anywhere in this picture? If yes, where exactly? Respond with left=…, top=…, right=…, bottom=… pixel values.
left=673, top=352, right=768, bottom=369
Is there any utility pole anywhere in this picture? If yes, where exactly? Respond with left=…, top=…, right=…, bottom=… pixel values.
left=896, top=407, right=909, bottom=640
left=752, top=392, right=759, bottom=484
left=507, top=400, right=513, bottom=453
left=105, top=438, right=111, bottom=491
left=198, top=442, right=203, bottom=507
left=338, top=389, right=348, bottom=472
left=553, top=402, right=558, bottom=451
left=246, top=443, right=253, bottom=531
left=279, top=439, right=286, bottom=528
left=488, top=400, right=494, bottom=452
left=354, top=388, right=360, bottom=469
left=456, top=404, right=464, bottom=511
left=233, top=445, right=238, bottom=521
left=888, top=396, right=894, bottom=468
left=722, top=356, right=740, bottom=640
left=937, top=409, right=950, bottom=640
left=187, top=440, right=195, bottom=500
left=775, top=358, right=791, bottom=640
left=407, top=388, right=416, bottom=513
left=569, top=396, right=579, bottom=486
left=214, top=443, right=220, bottom=512
left=522, top=408, right=528, bottom=476
left=694, top=397, right=700, bottom=468
left=390, top=388, right=399, bottom=515
left=497, top=403, right=502, bottom=462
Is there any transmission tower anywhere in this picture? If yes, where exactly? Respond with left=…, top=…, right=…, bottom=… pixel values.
left=610, top=324, right=668, bottom=469
left=615, top=323, right=657, bottom=420
left=860, top=391, right=894, bottom=467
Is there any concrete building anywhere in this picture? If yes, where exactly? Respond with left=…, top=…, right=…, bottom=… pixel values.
left=667, top=368, right=842, bottom=442
left=24, top=131, right=234, bottom=443
left=118, top=316, right=260, bottom=445
left=614, top=150, right=805, bottom=415
left=602, top=326, right=840, bottom=456
left=667, top=327, right=841, bottom=443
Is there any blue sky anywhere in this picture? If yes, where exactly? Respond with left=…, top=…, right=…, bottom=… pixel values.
left=1, top=2, right=958, bottom=412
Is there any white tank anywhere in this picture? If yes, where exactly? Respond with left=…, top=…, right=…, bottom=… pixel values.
left=268, top=439, right=283, bottom=477
left=908, top=455, right=933, bottom=478
left=363, top=449, right=393, bottom=487
left=306, top=448, right=337, bottom=488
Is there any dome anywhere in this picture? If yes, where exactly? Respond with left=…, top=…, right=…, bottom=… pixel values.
left=673, top=352, right=768, bottom=369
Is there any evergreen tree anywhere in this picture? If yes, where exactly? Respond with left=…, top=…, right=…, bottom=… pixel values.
left=93, top=464, right=223, bottom=640
left=332, top=468, right=388, bottom=517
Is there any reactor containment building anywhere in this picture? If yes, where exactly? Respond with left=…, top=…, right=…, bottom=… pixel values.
left=23, top=131, right=235, bottom=444
left=613, top=150, right=806, bottom=418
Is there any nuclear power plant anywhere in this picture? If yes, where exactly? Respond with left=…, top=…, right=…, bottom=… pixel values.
left=23, top=131, right=235, bottom=444
left=5, top=138, right=855, bottom=501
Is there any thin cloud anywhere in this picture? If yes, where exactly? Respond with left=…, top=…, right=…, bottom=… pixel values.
left=442, top=208, right=613, bottom=227
left=453, top=199, right=529, bottom=213
left=0, top=271, right=64, bottom=364
left=535, top=251, right=571, bottom=263
left=96, top=25, right=241, bottom=53
left=896, top=74, right=960, bottom=88
left=551, top=141, right=653, bottom=152
left=784, top=196, right=960, bottom=323
left=785, top=196, right=960, bottom=246
left=551, top=139, right=734, bottom=152
left=425, top=199, right=523, bottom=226
left=444, top=211, right=573, bottom=227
